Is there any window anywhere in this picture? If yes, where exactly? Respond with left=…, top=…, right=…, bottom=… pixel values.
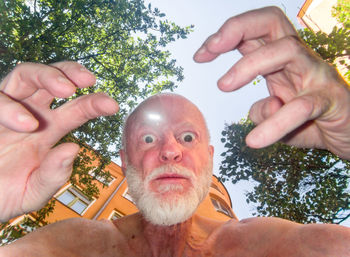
left=89, top=169, right=115, bottom=186
left=109, top=210, right=124, bottom=220
left=211, top=182, right=222, bottom=193
left=56, top=186, right=92, bottom=215
left=123, top=188, right=134, bottom=203
left=211, top=198, right=234, bottom=218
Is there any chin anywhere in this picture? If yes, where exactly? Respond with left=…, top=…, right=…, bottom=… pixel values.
left=138, top=189, right=200, bottom=226
left=125, top=162, right=212, bottom=226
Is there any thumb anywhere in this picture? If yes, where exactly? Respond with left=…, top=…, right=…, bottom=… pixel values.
left=22, top=143, right=80, bottom=212
left=246, top=94, right=318, bottom=148
left=249, top=96, right=283, bottom=125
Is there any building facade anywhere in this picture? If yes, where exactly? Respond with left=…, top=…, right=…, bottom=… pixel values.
left=5, top=149, right=236, bottom=242
left=297, top=0, right=349, bottom=80
left=297, top=0, right=340, bottom=34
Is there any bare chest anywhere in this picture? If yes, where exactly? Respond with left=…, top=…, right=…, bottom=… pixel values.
left=113, top=232, right=265, bottom=257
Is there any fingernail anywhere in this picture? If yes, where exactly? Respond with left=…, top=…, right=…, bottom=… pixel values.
left=218, top=74, right=234, bottom=90
left=80, top=67, right=94, bottom=75
left=62, top=158, right=75, bottom=168
left=17, top=113, right=34, bottom=123
left=209, top=32, right=221, bottom=45
left=193, top=47, right=206, bottom=61
left=57, top=76, right=72, bottom=85
left=195, top=47, right=206, bottom=56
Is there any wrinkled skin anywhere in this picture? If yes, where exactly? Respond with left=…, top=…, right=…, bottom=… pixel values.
left=0, top=62, right=118, bottom=221
left=0, top=6, right=350, bottom=257
left=194, top=6, right=350, bottom=159
left=1, top=214, right=349, bottom=256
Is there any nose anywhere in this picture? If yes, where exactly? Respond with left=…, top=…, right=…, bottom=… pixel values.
left=159, top=136, right=182, bottom=163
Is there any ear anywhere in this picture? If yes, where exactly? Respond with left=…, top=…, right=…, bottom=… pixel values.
left=119, top=149, right=127, bottom=175
left=209, top=145, right=214, bottom=158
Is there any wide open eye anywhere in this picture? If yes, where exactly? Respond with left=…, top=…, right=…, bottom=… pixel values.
left=143, top=134, right=156, bottom=144
left=180, top=132, right=196, bottom=143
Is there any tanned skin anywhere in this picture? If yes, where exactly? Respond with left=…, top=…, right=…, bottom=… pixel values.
left=0, top=6, right=349, bottom=257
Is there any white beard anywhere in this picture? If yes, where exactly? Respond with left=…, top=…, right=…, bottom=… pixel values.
left=125, top=162, right=212, bottom=226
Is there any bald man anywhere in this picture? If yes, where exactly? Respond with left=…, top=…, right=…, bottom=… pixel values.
left=0, top=6, right=349, bottom=257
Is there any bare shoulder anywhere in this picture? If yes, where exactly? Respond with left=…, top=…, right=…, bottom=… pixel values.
left=291, top=222, right=350, bottom=256
left=0, top=218, right=124, bottom=257
left=211, top=217, right=350, bottom=257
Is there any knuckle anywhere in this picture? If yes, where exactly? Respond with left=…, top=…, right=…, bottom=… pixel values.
left=76, top=95, right=98, bottom=120
left=266, top=6, right=285, bottom=17
left=296, top=96, right=314, bottom=116
left=249, top=101, right=264, bottom=124
left=283, top=35, right=304, bottom=54
left=242, top=53, right=256, bottom=69
left=225, top=16, right=239, bottom=28
left=50, top=60, right=82, bottom=70
left=13, top=62, right=31, bottom=71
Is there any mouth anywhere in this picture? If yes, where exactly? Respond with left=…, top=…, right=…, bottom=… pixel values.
left=154, top=173, right=189, bottom=183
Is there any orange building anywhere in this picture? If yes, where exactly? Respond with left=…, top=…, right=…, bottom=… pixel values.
left=297, top=0, right=349, bottom=80
left=5, top=148, right=236, bottom=242
left=297, top=0, right=340, bottom=33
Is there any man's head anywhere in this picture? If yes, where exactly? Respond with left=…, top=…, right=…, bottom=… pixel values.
left=120, top=93, right=214, bottom=226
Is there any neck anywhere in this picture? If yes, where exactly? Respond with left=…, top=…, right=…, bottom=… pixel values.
left=114, top=212, right=224, bottom=257
left=143, top=217, right=192, bottom=257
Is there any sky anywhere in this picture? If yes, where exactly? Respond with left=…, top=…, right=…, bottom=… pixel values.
left=143, top=0, right=350, bottom=227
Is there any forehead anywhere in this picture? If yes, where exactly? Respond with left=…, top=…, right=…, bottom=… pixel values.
left=126, top=94, right=207, bottom=133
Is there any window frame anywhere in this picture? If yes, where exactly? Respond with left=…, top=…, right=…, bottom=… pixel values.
left=56, top=186, right=93, bottom=215
left=210, top=197, right=234, bottom=218
left=108, top=210, right=124, bottom=220
left=123, top=188, right=134, bottom=203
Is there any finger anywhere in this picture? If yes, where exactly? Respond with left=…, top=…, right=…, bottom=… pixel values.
left=0, top=92, right=39, bottom=132
left=193, top=6, right=297, bottom=63
left=48, top=93, right=119, bottom=143
left=246, top=94, right=324, bottom=148
left=1, top=62, right=78, bottom=99
left=24, top=88, right=56, bottom=108
left=50, top=61, right=96, bottom=89
left=22, top=143, right=80, bottom=212
left=22, top=61, right=97, bottom=108
left=217, top=35, right=306, bottom=92
left=249, top=96, right=284, bottom=124
left=237, top=39, right=265, bottom=56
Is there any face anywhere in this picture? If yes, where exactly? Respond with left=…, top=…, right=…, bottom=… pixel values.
left=120, top=94, right=214, bottom=226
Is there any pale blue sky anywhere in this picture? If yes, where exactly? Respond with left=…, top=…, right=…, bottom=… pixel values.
left=144, top=0, right=350, bottom=226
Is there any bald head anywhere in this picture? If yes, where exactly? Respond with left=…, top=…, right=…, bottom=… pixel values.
left=120, top=93, right=214, bottom=226
left=122, top=93, right=210, bottom=151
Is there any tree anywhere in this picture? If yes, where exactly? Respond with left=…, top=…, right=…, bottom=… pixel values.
left=0, top=0, right=192, bottom=244
left=0, top=0, right=192, bottom=158
left=220, top=119, right=350, bottom=224
left=299, top=0, right=350, bottom=82
left=219, top=0, right=350, bottom=224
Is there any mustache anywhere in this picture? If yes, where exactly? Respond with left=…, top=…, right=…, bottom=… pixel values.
left=145, top=165, right=196, bottom=184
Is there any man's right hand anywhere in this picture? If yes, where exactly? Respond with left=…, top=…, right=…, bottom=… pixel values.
left=0, top=61, right=118, bottom=222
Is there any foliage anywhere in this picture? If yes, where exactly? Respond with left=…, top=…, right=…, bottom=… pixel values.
left=0, top=0, right=192, bottom=244
left=0, top=0, right=192, bottom=158
left=0, top=200, right=56, bottom=245
left=298, top=0, right=350, bottom=81
left=219, top=120, right=350, bottom=224
left=219, top=0, right=350, bottom=224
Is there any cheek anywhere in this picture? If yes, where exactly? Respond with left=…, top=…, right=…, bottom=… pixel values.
left=140, top=150, right=161, bottom=176
left=184, top=149, right=212, bottom=174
